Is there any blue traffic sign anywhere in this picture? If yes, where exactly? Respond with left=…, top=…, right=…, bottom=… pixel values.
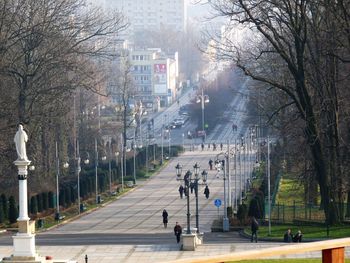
left=214, top=199, right=222, bottom=207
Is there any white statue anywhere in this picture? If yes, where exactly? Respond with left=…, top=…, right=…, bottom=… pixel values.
left=14, top=124, right=28, bottom=161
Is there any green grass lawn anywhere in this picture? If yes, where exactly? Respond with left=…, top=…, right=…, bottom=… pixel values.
left=245, top=224, right=350, bottom=239
left=275, top=178, right=305, bottom=205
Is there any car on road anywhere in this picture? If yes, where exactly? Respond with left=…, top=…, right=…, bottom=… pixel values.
left=171, top=117, right=188, bottom=128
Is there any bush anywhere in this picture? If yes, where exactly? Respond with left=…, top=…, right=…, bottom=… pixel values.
left=48, top=191, right=54, bottom=208
left=0, top=199, right=4, bottom=223
left=59, top=188, right=65, bottom=207
left=237, top=204, right=248, bottom=224
left=42, top=192, right=48, bottom=211
left=36, top=194, right=43, bottom=212
left=1, top=194, right=8, bottom=220
left=8, top=196, right=18, bottom=224
left=65, top=186, right=72, bottom=207
left=30, top=196, right=38, bottom=215
left=227, top=206, right=233, bottom=218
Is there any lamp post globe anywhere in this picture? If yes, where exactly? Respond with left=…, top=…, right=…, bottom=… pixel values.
left=201, top=170, right=208, bottom=183
left=175, top=163, right=182, bottom=180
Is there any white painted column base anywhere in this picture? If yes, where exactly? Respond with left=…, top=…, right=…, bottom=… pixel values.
left=196, top=233, right=204, bottom=245
left=12, top=233, right=36, bottom=257
left=182, top=233, right=197, bottom=251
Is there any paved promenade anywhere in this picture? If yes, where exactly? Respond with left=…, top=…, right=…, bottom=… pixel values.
left=0, top=148, right=349, bottom=262
left=2, top=240, right=348, bottom=263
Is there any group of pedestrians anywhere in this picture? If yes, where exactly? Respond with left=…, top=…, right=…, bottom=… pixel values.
left=284, top=228, right=303, bottom=243
left=250, top=217, right=303, bottom=243
left=162, top=209, right=183, bottom=244
left=200, top=142, right=224, bottom=151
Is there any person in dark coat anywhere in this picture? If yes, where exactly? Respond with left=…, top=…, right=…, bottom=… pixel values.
left=204, top=185, right=210, bottom=199
left=293, top=230, right=302, bottom=242
left=209, top=159, right=213, bottom=170
left=190, top=182, right=195, bottom=194
left=251, top=216, right=259, bottom=243
left=284, top=229, right=293, bottom=243
left=174, top=222, right=182, bottom=243
left=162, top=209, right=169, bottom=228
left=178, top=185, right=184, bottom=199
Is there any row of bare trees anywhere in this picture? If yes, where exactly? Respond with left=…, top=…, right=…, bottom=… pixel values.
left=208, top=0, right=350, bottom=224
left=0, top=0, right=127, bottom=195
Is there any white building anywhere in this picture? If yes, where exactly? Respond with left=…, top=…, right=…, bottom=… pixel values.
left=129, top=48, right=179, bottom=110
left=100, top=0, right=187, bottom=38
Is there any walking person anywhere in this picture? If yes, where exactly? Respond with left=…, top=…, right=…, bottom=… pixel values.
left=178, top=185, right=184, bottom=199
left=162, top=209, right=169, bottom=228
left=204, top=185, right=210, bottom=199
left=251, top=216, right=259, bottom=243
left=208, top=159, right=213, bottom=170
left=201, top=143, right=204, bottom=151
left=220, top=143, right=223, bottom=151
left=174, top=222, right=182, bottom=243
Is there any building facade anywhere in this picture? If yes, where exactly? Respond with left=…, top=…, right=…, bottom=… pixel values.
left=129, top=48, right=179, bottom=111
left=102, top=0, right=187, bottom=37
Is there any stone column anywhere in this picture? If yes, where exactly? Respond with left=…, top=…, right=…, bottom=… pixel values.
left=12, top=160, right=37, bottom=259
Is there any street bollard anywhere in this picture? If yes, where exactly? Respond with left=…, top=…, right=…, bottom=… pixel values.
left=85, top=254, right=88, bottom=263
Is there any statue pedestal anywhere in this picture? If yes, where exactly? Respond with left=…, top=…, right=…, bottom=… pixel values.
left=182, top=233, right=197, bottom=251
left=12, top=233, right=36, bottom=258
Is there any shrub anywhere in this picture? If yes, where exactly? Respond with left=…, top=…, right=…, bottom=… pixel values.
left=1, top=194, right=8, bottom=220
left=0, top=199, right=4, bottom=223
left=30, top=196, right=38, bottom=215
left=36, top=194, right=43, bottom=212
left=65, top=186, right=72, bottom=207
left=227, top=206, right=233, bottom=218
left=48, top=191, right=54, bottom=208
left=8, top=196, right=18, bottom=224
left=42, top=192, right=48, bottom=211
left=237, top=204, right=247, bottom=224
left=59, top=189, right=65, bottom=207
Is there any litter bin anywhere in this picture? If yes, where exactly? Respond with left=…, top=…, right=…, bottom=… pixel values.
left=80, top=203, right=86, bottom=212
left=97, top=195, right=101, bottom=204
left=38, top=219, right=44, bottom=228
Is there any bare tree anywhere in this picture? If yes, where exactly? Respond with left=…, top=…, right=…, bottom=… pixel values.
left=0, top=0, right=127, bottom=193
left=208, top=0, right=350, bottom=224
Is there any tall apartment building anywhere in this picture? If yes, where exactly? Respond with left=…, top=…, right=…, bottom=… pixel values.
left=101, top=0, right=187, bottom=38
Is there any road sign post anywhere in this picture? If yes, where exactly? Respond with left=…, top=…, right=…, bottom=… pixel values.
left=214, top=199, right=222, bottom=220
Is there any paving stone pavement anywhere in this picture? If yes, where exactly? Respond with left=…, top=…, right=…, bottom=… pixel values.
left=0, top=242, right=349, bottom=263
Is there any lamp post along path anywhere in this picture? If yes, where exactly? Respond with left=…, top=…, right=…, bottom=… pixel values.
left=176, top=163, right=208, bottom=250
left=196, top=88, right=209, bottom=141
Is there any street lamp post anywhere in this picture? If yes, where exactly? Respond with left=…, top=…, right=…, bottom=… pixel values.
left=76, top=140, right=81, bottom=214
left=133, top=128, right=138, bottom=185
left=108, top=140, right=112, bottom=194
left=182, top=133, right=185, bottom=152
left=176, top=163, right=208, bottom=234
left=55, top=142, right=69, bottom=220
left=95, top=138, right=99, bottom=204
left=216, top=153, right=230, bottom=232
left=196, top=88, right=209, bottom=141
left=267, top=136, right=271, bottom=235
left=161, top=114, right=166, bottom=164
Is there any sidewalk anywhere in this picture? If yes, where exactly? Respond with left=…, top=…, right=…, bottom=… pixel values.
left=1, top=240, right=349, bottom=263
